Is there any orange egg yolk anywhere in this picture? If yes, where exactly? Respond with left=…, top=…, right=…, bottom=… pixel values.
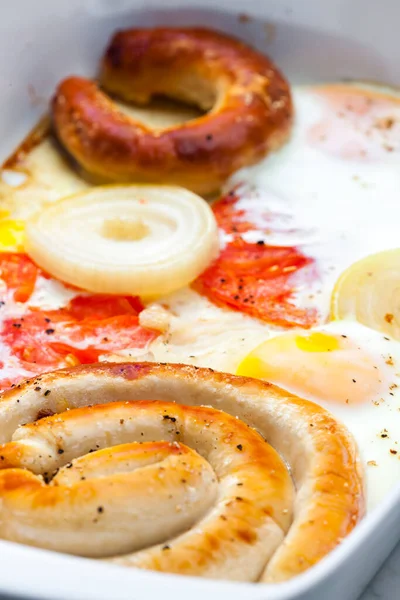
left=237, top=331, right=384, bottom=405
left=0, top=215, right=25, bottom=252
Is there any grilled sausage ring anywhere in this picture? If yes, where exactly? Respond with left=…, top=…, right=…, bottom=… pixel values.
left=0, top=362, right=364, bottom=582
left=51, top=28, right=293, bottom=195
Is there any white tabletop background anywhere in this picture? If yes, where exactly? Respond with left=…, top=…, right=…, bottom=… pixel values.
left=360, top=542, right=400, bottom=599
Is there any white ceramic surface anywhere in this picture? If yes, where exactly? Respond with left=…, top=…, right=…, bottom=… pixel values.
left=0, top=1, right=399, bottom=598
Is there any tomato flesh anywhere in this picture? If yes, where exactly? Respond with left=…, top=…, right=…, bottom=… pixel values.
left=0, top=254, right=157, bottom=390
left=0, top=252, right=39, bottom=303
left=196, top=191, right=319, bottom=328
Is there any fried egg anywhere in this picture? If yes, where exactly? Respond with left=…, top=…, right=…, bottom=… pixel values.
left=2, top=83, right=400, bottom=510
left=237, top=322, right=400, bottom=510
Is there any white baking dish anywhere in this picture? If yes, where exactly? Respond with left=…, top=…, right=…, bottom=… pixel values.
left=0, top=0, right=399, bottom=598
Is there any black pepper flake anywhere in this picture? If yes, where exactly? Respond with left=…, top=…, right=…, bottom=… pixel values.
left=237, top=482, right=243, bottom=486
left=220, top=278, right=226, bottom=283
left=236, top=496, right=243, bottom=502
left=65, top=463, right=73, bottom=469
left=12, top=323, right=21, bottom=328
left=0, top=301, right=5, bottom=307
left=103, top=337, right=109, bottom=342
left=97, top=506, right=104, bottom=513
left=233, top=295, right=240, bottom=300
left=34, top=386, right=41, bottom=392
left=236, top=444, right=243, bottom=451
left=120, top=419, right=124, bottom=425
left=81, top=476, right=86, bottom=481
left=256, top=240, right=265, bottom=246
left=390, top=449, right=398, bottom=455
left=352, top=379, right=356, bottom=383
left=0, top=456, right=4, bottom=460
left=45, top=328, right=55, bottom=335
left=44, top=318, right=51, bottom=323
left=162, top=545, right=170, bottom=551
left=341, top=335, right=347, bottom=338
left=44, top=390, right=51, bottom=396
left=57, top=449, right=64, bottom=454
left=205, top=134, right=213, bottom=141
left=381, top=433, right=388, bottom=438
left=163, top=415, right=177, bottom=422
left=181, top=479, right=187, bottom=483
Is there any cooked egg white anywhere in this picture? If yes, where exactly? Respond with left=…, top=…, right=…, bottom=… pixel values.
left=230, top=83, right=400, bottom=320
left=136, top=288, right=270, bottom=373
left=2, top=84, right=400, bottom=509
left=237, top=322, right=400, bottom=510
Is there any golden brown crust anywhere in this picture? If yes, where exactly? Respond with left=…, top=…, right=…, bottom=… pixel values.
left=51, top=28, right=293, bottom=194
left=0, top=362, right=364, bottom=582
left=0, top=399, right=292, bottom=579
left=2, top=115, right=50, bottom=170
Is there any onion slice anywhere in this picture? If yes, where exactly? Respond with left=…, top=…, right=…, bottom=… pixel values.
left=330, top=248, right=400, bottom=339
left=25, top=185, right=219, bottom=298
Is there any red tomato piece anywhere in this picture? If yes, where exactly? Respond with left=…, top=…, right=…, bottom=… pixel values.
left=0, top=253, right=158, bottom=390
left=0, top=253, right=39, bottom=303
left=215, top=237, right=311, bottom=277
left=65, top=295, right=144, bottom=320
left=196, top=192, right=319, bottom=328
left=212, top=191, right=255, bottom=234
left=2, top=310, right=156, bottom=370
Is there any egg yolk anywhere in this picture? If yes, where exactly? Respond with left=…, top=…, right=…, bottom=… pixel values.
left=237, top=331, right=384, bottom=405
left=308, top=85, right=400, bottom=162
left=0, top=218, right=25, bottom=252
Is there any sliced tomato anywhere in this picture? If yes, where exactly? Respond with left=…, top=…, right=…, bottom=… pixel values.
left=0, top=253, right=158, bottom=390
left=214, top=237, right=311, bottom=277
left=49, top=315, right=155, bottom=361
left=52, top=314, right=157, bottom=354
left=0, top=253, right=39, bottom=303
left=1, top=312, right=71, bottom=367
left=65, top=294, right=144, bottom=320
left=48, top=343, right=104, bottom=365
left=2, top=310, right=157, bottom=370
left=197, top=265, right=317, bottom=328
left=196, top=192, right=319, bottom=328
left=212, top=191, right=256, bottom=234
